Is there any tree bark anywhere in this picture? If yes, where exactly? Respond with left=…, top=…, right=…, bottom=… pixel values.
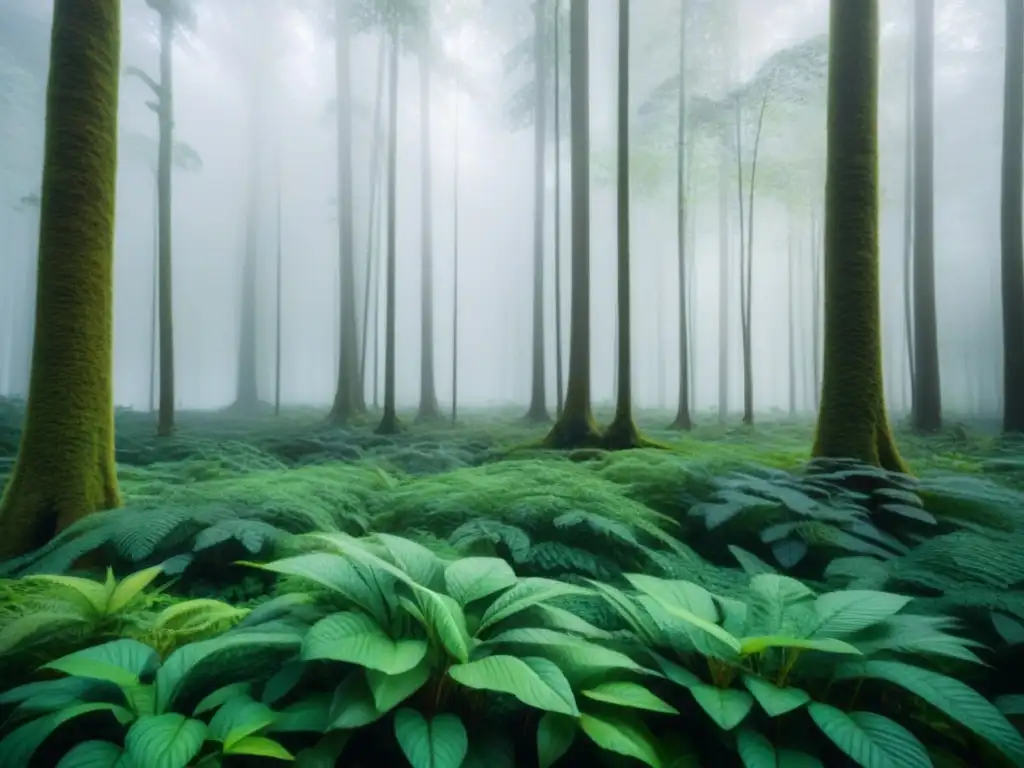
left=1002, top=0, right=1024, bottom=432
left=670, top=0, right=692, bottom=430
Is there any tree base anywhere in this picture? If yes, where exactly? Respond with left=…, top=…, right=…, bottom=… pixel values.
left=543, top=410, right=602, bottom=450
left=415, top=401, right=443, bottom=424
left=155, top=420, right=175, bottom=438
left=375, top=411, right=402, bottom=435
left=522, top=404, right=551, bottom=424
left=667, top=412, right=693, bottom=431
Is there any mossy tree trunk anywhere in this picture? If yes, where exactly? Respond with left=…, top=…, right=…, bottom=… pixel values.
left=329, top=0, right=363, bottom=424
left=1002, top=0, right=1024, bottom=433
left=525, top=0, right=550, bottom=424
left=812, top=0, right=907, bottom=473
left=0, top=0, right=124, bottom=558
left=603, top=0, right=643, bottom=450
left=910, top=0, right=942, bottom=432
left=544, top=0, right=601, bottom=449
left=669, top=0, right=692, bottom=431
left=416, top=8, right=441, bottom=423
left=376, top=18, right=401, bottom=435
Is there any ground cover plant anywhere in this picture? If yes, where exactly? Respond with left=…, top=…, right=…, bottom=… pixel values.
left=2, top=403, right=1024, bottom=766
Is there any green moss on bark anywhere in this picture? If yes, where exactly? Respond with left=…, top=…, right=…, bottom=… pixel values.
left=0, top=0, right=124, bottom=558
left=812, top=0, right=907, bottom=473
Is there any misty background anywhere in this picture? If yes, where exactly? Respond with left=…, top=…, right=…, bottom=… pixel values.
left=0, top=0, right=1007, bottom=416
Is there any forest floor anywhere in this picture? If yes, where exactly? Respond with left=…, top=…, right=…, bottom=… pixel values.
left=1, top=397, right=1024, bottom=766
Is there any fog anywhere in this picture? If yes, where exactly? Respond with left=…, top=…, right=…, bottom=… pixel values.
left=0, top=0, right=1009, bottom=418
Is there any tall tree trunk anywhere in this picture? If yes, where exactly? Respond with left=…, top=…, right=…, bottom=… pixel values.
left=1002, top=0, right=1024, bottom=432
left=604, top=0, right=642, bottom=449
left=235, top=82, right=262, bottom=411
left=811, top=206, right=821, bottom=410
left=452, top=59, right=462, bottom=425
left=911, top=0, right=942, bottom=432
left=717, top=150, right=730, bottom=424
left=416, top=9, right=441, bottom=422
left=373, top=177, right=383, bottom=411
left=329, top=0, right=362, bottom=423
left=155, top=9, right=175, bottom=436
left=553, top=0, right=564, bottom=416
left=525, top=0, right=550, bottom=423
left=670, top=0, right=691, bottom=430
left=812, top=0, right=906, bottom=472
left=376, top=20, right=401, bottom=435
left=902, top=28, right=915, bottom=415
left=0, top=0, right=123, bottom=557
left=544, top=0, right=600, bottom=448
left=149, top=174, right=158, bottom=412
left=274, top=160, right=283, bottom=417
left=787, top=214, right=796, bottom=417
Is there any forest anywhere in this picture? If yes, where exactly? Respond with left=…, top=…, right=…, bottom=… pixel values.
left=0, top=0, right=1023, bottom=765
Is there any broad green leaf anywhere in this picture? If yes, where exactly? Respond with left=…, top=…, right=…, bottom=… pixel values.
left=224, top=735, right=295, bottom=760
left=579, top=712, right=662, bottom=768
left=582, top=682, right=678, bottom=714
left=193, top=683, right=252, bottom=716
left=808, top=704, right=931, bottom=768
left=533, top=604, right=613, bottom=639
left=849, top=615, right=985, bottom=665
left=262, top=662, right=305, bottom=706
left=742, top=676, right=810, bottom=717
left=642, top=596, right=742, bottom=659
left=729, top=546, right=778, bottom=576
left=0, top=703, right=132, bottom=768
left=746, top=574, right=815, bottom=636
left=393, top=709, right=468, bottom=768
left=207, top=695, right=275, bottom=749
left=735, top=728, right=775, bottom=768
left=328, top=674, right=385, bottom=730
left=302, top=611, right=428, bottom=674
left=411, top=589, right=471, bottom=663
left=991, top=612, right=1024, bottom=646
left=478, top=578, right=590, bottom=633
left=108, top=566, right=164, bottom=614
left=55, top=740, right=136, bottom=768
left=0, top=611, right=93, bottom=656
left=124, top=714, right=207, bottom=768
left=25, top=574, right=109, bottom=614
left=537, top=712, right=576, bottom=768
left=649, top=652, right=701, bottom=689
left=690, top=685, right=754, bottom=731
left=624, top=574, right=719, bottom=622
left=367, top=659, right=432, bottom=713
left=836, top=660, right=1024, bottom=765
left=270, top=694, right=332, bottom=734
left=739, top=635, right=861, bottom=657
left=588, top=580, right=661, bottom=643
left=375, top=533, right=446, bottom=589
left=810, top=591, right=912, bottom=638
left=43, top=639, right=160, bottom=688
left=444, top=557, right=517, bottom=606
left=449, top=655, right=578, bottom=715
left=996, top=695, right=1024, bottom=716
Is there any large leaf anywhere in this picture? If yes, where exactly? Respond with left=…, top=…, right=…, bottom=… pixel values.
left=836, top=660, right=1024, bottom=765
left=689, top=685, right=754, bottom=731
left=746, top=574, right=815, bottom=636
left=207, top=695, right=275, bottom=750
left=735, top=728, right=823, bottom=768
left=43, top=639, right=160, bottom=688
left=224, top=735, right=295, bottom=759
left=0, top=703, right=133, bottom=768
left=624, top=575, right=719, bottom=622
left=738, top=635, right=861, bottom=657
left=808, top=704, right=931, bottom=768
left=302, top=611, right=428, bottom=674
left=409, top=589, right=471, bottom=663
left=444, top=557, right=517, bottom=606
left=810, top=591, right=912, bottom=638
left=367, top=658, right=432, bottom=713
left=581, top=682, right=678, bottom=714
left=477, top=578, right=590, bottom=633
left=742, top=675, right=810, bottom=717
left=124, top=714, right=208, bottom=768
left=108, top=566, right=164, bottom=614
left=537, top=712, right=576, bottom=768
left=579, top=712, right=662, bottom=768
left=449, top=655, right=578, bottom=715
left=55, top=740, right=137, bottom=768
left=393, top=709, right=469, bottom=768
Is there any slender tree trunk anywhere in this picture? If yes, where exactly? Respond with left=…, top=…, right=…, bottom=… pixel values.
left=235, top=82, right=262, bottom=411
left=1002, top=0, right=1024, bottom=432
left=329, top=0, right=362, bottom=423
left=911, top=0, right=942, bottom=432
left=0, top=0, right=123, bottom=557
left=149, top=173, right=158, bottom=412
left=813, top=0, right=906, bottom=472
left=373, top=174, right=383, bottom=411
left=670, top=0, right=691, bottom=430
left=155, top=10, right=175, bottom=435
left=452, top=59, right=461, bottom=426
left=274, top=159, right=283, bottom=417
left=553, top=0, right=564, bottom=416
left=902, top=29, right=915, bottom=414
left=685, top=133, right=697, bottom=413
left=787, top=214, right=796, bottom=417
left=544, top=0, right=600, bottom=448
left=376, top=21, right=401, bottom=435
left=525, top=0, right=550, bottom=423
left=717, top=150, right=730, bottom=424
left=811, top=206, right=822, bottom=411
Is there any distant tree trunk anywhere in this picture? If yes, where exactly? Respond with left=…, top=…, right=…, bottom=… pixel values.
left=553, top=0, right=564, bottom=416
left=787, top=214, right=796, bottom=417
left=902, top=28, right=915, bottom=415
left=0, top=0, right=123, bottom=557
left=452, top=70, right=462, bottom=425
left=329, top=0, right=362, bottom=423
left=376, top=20, right=401, bottom=435
left=670, top=0, right=692, bottom=431
left=373, top=181, right=383, bottom=411
left=524, top=0, right=550, bottom=423
left=155, top=8, right=176, bottom=436
left=544, top=0, right=600, bottom=449
left=810, top=206, right=822, bottom=410
left=1002, top=0, right=1024, bottom=433
left=734, top=90, right=768, bottom=427
left=685, top=134, right=697, bottom=412
left=604, top=0, right=642, bottom=449
left=274, top=161, right=283, bottom=417
left=911, top=0, right=941, bottom=432
left=813, top=0, right=906, bottom=472
left=717, top=150, right=730, bottom=424
left=235, top=80, right=262, bottom=412
left=149, top=175, right=158, bottom=412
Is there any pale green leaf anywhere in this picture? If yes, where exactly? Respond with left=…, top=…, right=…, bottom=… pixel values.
left=224, top=735, right=295, bottom=760
left=393, top=709, right=468, bottom=768
left=449, top=655, right=578, bottom=715
left=808, top=703, right=931, bottom=768
left=124, top=714, right=207, bottom=768
left=43, top=639, right=160, bottom=688
left=582, top=682, right=678, bottom=714
left=478, top=578, right=590, bottom=633
left=108, top=566, right=164, bottom=614
left=742, top=675, right=810, bottom=717
left=367, top=659, right=432, bottom=713
left=537, top=712, right=576, bottom=768
left=811, top=591, right=912, bottom=638
left=739, top=635, right=861, bottom=657
left=302, top=611, right=428, bottom=674
left=579, top=712, right=663, bottom=768
left=690, top=685, right=754, bottom=731
left=444, top=557, right=517, bottom=606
